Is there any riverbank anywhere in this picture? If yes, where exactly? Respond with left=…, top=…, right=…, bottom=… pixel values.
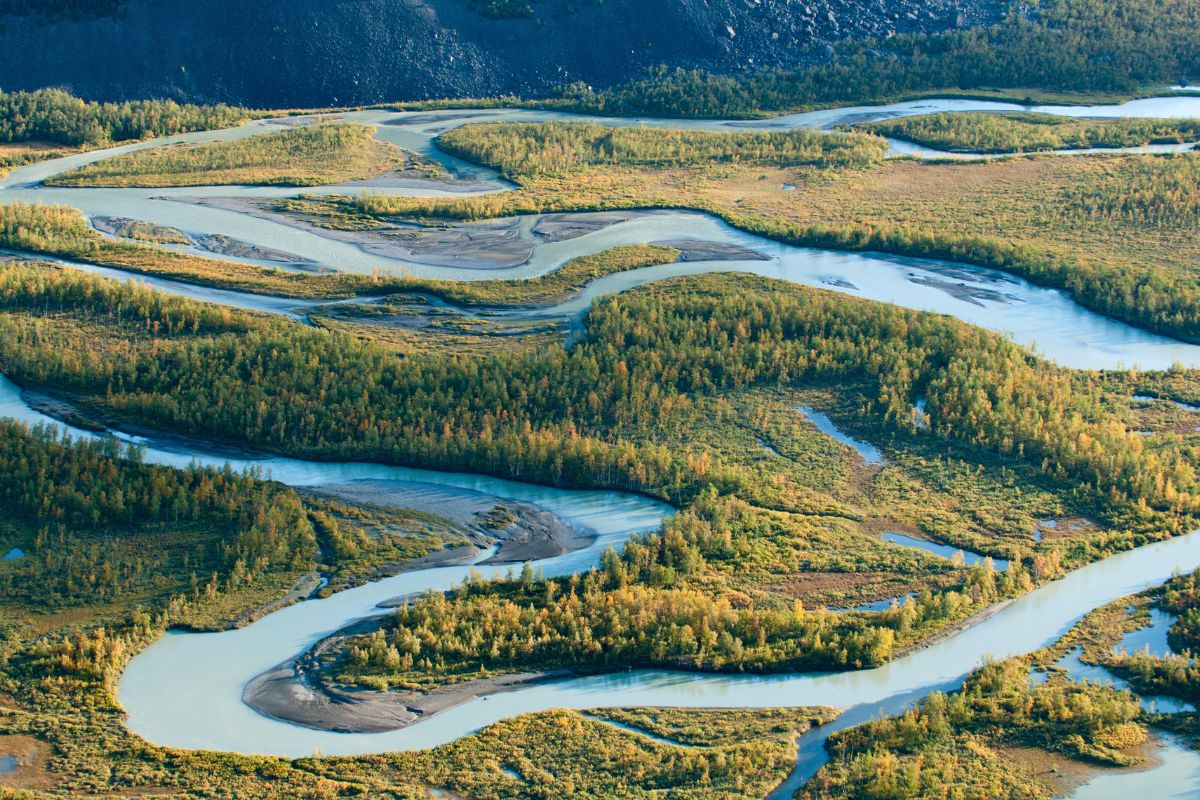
left=6, top=95, right=1200, bottom=347
left=244, top=616, right=571, bottom=734
left=244, top=592, right=1019, bottom=737
left=306, top=479, right=597, bottom=565
left=893, top=598, right=1015, bottom=660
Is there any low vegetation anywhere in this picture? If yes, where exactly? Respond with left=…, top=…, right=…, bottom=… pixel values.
left=0, top=203, right=686, bottom=306
left=17, top=108, right=1200, bottom=346
left=0, top=143, right=70, bottom=177
left=1065, top=152, right=1200, bottom=228
left=864, top=112, right=1200, bottom=154
left=587, top=706, right=833, bottom=747
left=438, top=122, right=889, bottom=176
left=0, top=679, right=822, bottom=799
left=47, top=123, right=411, bottom=188
left=378, top=243, right=681, bottom=306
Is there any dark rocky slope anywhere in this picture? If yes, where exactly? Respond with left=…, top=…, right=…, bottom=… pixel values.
left=0, top=0, right=1002, bottom=107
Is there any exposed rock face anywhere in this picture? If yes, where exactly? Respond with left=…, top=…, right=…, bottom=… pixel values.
left=0, top=0, right=1003, bottom=106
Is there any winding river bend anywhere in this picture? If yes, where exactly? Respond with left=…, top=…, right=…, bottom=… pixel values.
left=2, top=94, right=1200, bottom=794
left=3, top=369, right=1199, bottom=793
left=3, top=98, right=1200, bottom=370
left=117, top=529, right=1200, bottom=760
left=34, top=208, right=1200, bottom=371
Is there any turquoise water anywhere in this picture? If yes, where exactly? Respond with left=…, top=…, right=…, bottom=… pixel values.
left=0, top=94, right=1198, bottom=790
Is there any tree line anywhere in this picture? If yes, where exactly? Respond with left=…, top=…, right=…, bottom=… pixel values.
left=0, top=88, right=245, bottom=147
left=865, top=112, right=1200, bottom=154
left=547, top=0, right=1200, bottom=117
left=47, top=122, right=402, bottom=187
left=338, top=491, right=1021, bottom=689
left=802, top=659, right=1147, bottom=799
left=358, top=127, right=1200, bottom=344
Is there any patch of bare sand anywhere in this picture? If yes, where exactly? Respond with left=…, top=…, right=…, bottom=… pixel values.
left=192, top=233, right=322, bottom=269
left=531, top=211, right=642, bottom=242
left=173, top=196, right=535, bottom=269
left=245, top=656, right=570, bottom=734
left=308, top=480, right=594, bottom=564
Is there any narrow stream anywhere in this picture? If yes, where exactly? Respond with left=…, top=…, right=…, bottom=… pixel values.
left=882, top=531, right=1010, bottom=571
left=1027, top=606, right=1200, bottom=799
left=797, top=405, right=884, bottom=465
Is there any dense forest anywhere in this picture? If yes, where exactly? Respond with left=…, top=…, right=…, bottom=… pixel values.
left=865, top=112, right=1200, bottom=154
left=0, top=420, right=316, bottom=612
left=0, top=252, right=254, bottom=335
left=0, top=88, right=245, bottom=147
left=437, top=123, right=888, bottom=177
left=0, top=261, right=1195, bottom=524
left=338, top=491, right=1021, bottom=688
left=549, top=0, right=1200, bottom=117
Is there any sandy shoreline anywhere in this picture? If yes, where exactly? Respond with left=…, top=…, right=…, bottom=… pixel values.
left=191, top=233, right=324, bottom=269
left=238, top=477, right=601, bottom=733
left=308, top=479, right=596, bottom=565
left=20, top=389, right=108, bottom=433
left=248, top=595, right=1020, bottom=736
left=244, top=647, right=571, bottom=734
